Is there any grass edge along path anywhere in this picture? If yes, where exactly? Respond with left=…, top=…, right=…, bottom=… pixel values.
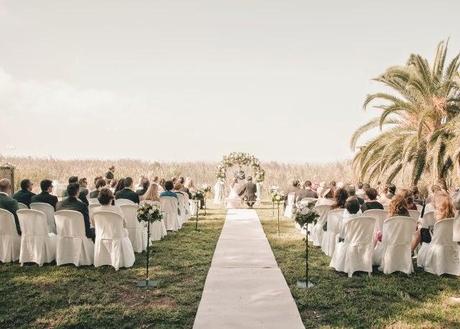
left=0, top=207, right=225, bottom=329
left=257, top=206, right=460, bottom=329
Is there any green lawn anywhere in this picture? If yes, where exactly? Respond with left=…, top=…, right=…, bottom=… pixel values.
left=257, top=206, right=460, bottom=329
left=0, top=207, right=225, bottom=329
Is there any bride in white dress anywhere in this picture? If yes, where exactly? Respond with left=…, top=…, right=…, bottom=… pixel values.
left=226, top=178, right=243, bottom=209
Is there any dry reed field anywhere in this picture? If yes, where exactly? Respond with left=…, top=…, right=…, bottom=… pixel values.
left=0, top=156, right=355, bottom=194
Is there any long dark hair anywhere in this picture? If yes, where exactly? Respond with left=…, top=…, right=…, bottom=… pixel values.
left=332, top=188, right=349, bottom=209
left=114, top=178, right=125, bottom=194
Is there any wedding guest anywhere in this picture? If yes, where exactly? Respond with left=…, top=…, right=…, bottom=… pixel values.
left=57, top=183, right=94, bottom=241
left=317, top=188, right=335, bottom=206
left=331, top=188, right=348, bottom=210
left=159, top=178, right=166, bottom=191
left=105, top=166, right=115, bottom=181
left=115, top=177, right=140, bottom=204
left=184, top=177, right=196, bottom=194
left=142, top=183, right=160, bottom=202
left=296, top=180, right=318, bottom=202
left=356, top=182, right=366, bottom=199
left=62, top=176, right=78, bottom=198
left=136, top=177, right=150, bottom=196
left=388, top=193, right=409, bottom=217
left=0, top=178, right=21, bottom=235
left=378, top=184, right=395, bottom=206
left=78, top=177, right=89, bottom=206
left=13, top=179, right=35, bottom=207
left=180, top=177, right=192, bottom=197
left=361, top=188, right=384, bottom=212
left=31, top=179, right=58, bottom=210
left=411, top=186, right=423, bottom=205
left=316, top=181, right=326, bottom=198
left=90, top=178, right=106, bottom=199
left=399, top=189, right=418, bottom=210
left=338, top=197, right=361, bottom=240
left=93, top=188, right=124, bottom=219
left=346, top=185, right=364, bottom=205
left=110, top=179, right=118, bottom=192
left=114, top=178, right=125, bottom=194
left=160, top=181, right=177, bottom=198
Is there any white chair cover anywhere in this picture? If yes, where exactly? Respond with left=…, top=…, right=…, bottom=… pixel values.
left=321, top=209, right=343, bottom=256
left=160, top=196, right=180, bottom=231
left=115, top=199, right=135, bottom=206
left=343, top=216, right=376, bottom=277
left=119, top=204, right=147, bottom=253
left=30, top=202, right=56, bottom=233
left=88, top=198, right=100, bottom=205
left=363, top=209, right=388, bottom=237
left=177, top=193, right=190, bottom=223
left=141, top=200, right=167, bottom=241
left=17, top=209, right=56, bottom=266
left=298, top=198, right=318, bottom=206
left=454, top=216, right=460, bottom=242
left=374, top=216, right=417, bottom=274
left=417, top=218, right=460, bottom=276
left=17, top=202, right=28, bottom=210
left=93, top=211, right=135, bottom=270
left=0, top=209, right=21, bottom=262
left=54, top=210, right=94, bottom=266
left=189, top=199, right=199, bottom=218
left=310, top=205, right=331, bottom=247
left=408, top=210, right=420, bottom=221
left=283, top=192, right=296, bottom=218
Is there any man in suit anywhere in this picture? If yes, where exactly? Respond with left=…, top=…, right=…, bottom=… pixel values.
left=0, top=178, right=21, bottom=235
left=78, top=177, right=89, bottom=205
left=31, top=179, right=59, bottom=210
left=296, top=180, right=318, bottom=202
left=239, top=176, right=257, bottom=208
left=57, top=183, right=94, bottom=241
left=13, top=179, right=36, bottom=207
left=115, top=177, right=140, bottom=204
left=90, top=178, right=106, bottom=199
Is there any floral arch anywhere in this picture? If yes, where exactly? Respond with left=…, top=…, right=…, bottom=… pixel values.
left=216, top=152, right=265, bottom=182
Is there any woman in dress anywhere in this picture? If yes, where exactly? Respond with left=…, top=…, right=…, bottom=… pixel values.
left=226, top=178, right=242, bottom=209
left=142, top=183, right=160, bottom=202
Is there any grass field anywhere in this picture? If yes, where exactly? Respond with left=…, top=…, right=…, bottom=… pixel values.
left=257, top=207, right=460, bottom=329
left=0, top=207, right=225, bottom=329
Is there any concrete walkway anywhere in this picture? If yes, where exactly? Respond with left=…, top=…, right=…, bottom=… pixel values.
left=193, top=209, right=304, bottom=329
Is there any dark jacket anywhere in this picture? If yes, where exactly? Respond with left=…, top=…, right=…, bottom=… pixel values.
left=79, top=188, right=89, bottom=206
left=13, top=189, right=36, bottom=207
left=56, top=196, right=93, bottom=239
left=31, top=191, right=59, bottom=210
left=239, top=182, right=257, bottom=201
left=0, top=192, right=21, bottom=235
left=135, top=188, right=147, bottom=196
left=115, top=188, right=140, bottom=204
left=361, top=200, right=384, bottom=213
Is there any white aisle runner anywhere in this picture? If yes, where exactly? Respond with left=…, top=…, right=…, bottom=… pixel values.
left=193, top=209, right=305, bottom=329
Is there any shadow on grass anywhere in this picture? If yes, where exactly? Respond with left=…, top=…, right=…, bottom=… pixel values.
left=257, top=208, right=460, bottom=329
left=0, top=208, right=226, bottom=329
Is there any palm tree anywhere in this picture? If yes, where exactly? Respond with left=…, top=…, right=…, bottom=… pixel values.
left=351, top=40, right=460, bottom=186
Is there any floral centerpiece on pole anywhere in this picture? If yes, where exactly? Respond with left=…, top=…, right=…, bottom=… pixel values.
left=137, top=203, right=163, bottom=288
left=294, top=201, right=319, bottom=289
left=271, top=191, right=285, bottom=234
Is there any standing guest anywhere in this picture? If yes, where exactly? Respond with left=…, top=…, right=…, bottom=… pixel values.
left=115, top=177, right=140, bottom=204
left=13, top=179, right=36, bottom=207
left=57, top=183, right=94, bottom=241
left=105, top=166, right=115, bottom=182
left=90, top=178, right=106, bottom=199
left=78, top=177, right=89, bottom=206
left=0, top=179, right=21, bottom=235
left=296, top=180, right=318, bottom=202
left=142, top=183, right=160, bottom=202
left=114, top=178, right=125, bottom=194
left=93, top=188, right=124, bottom=219
left=331, top=188, right=349, bottom=210
left=31, top=179, right=58, bottom=210
left=361, top=188, right=384, bottom=212
left=136, top=177, right=150, bottom=196
left=160, top=181, right=178, bottom=198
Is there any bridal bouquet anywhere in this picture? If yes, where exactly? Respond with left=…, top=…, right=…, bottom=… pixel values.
left=137, top=203, right=163, bottom=223
left=294, top=202, right=319, bottom=227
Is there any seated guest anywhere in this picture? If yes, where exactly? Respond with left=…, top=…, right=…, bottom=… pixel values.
left=160, top=181, right=178, bottom=198
left=356, top=182, right=366, bottom=199
left=361, top=188, right=384, bottom=212
left=143, top=183, right=160, bottom=202
left=115, top=177, right=140, bottom=204
left=411, top=185, right=423, bottom=205
left=179, top=177, right=192, bottom=197
left=388, top=193, right=410, bottom=217
left=63, top=176, right=79, bottom=198
left=346, top=185, right=364, bottom=205
left=78, top=177, right=89, bottom=206
left=13, top=179, right=36, bottom=207
left=159, top=178, right=166, bottom=191
left=296, top=180, right=318, bottom=202
left=316, top=187, right=335, bottom=206
left=57, top=183, right=94, bottom=241
left=114, top=178, right=125, bottom=194
left=136, top=177, right=150, bottom=196
left=110, top=179, right=118, bottom=192
left=338, top=196, right=361, bottom=240
left=399, top=189, right=418, bottom=210
left=105, top=166, right=115, bottom=182
left=90, top=178, right=106, bottom=199
left=93, top=188, right=124, bottom=219
left=0, top=178, right=21, bottom=235
left=31, top=179, right=59, bottom=210
left=331, top=188, right=348, bottom=210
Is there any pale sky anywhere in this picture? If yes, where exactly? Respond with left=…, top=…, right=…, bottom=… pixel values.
left=0, top=0, right=459, bottom=163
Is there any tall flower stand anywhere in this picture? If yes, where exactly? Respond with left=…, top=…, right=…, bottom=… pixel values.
left=276, top=201, right=281, bottom=236
left=194, top=199, right=200, bottom=231
left=297, top=224, right=314, bottom=289
left=138, top=221, right=159, bottom=288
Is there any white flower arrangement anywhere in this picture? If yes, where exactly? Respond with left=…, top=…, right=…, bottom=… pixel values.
left=137, top=203, right=163, bottom=223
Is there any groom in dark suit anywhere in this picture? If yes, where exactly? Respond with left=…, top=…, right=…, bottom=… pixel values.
left=239, top=176, right=257, bottom=208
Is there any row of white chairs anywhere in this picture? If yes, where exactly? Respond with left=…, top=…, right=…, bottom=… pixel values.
left=0, top=196, right=195, bottom=270
left=295, top=202, right=459, bottom=277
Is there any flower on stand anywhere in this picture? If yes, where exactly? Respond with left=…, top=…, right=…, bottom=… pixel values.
left=137, top=203, right=163, bottom=224
left=271, top=191, right=285, bottom=203
left=294, top=202, right=319, bottom=228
